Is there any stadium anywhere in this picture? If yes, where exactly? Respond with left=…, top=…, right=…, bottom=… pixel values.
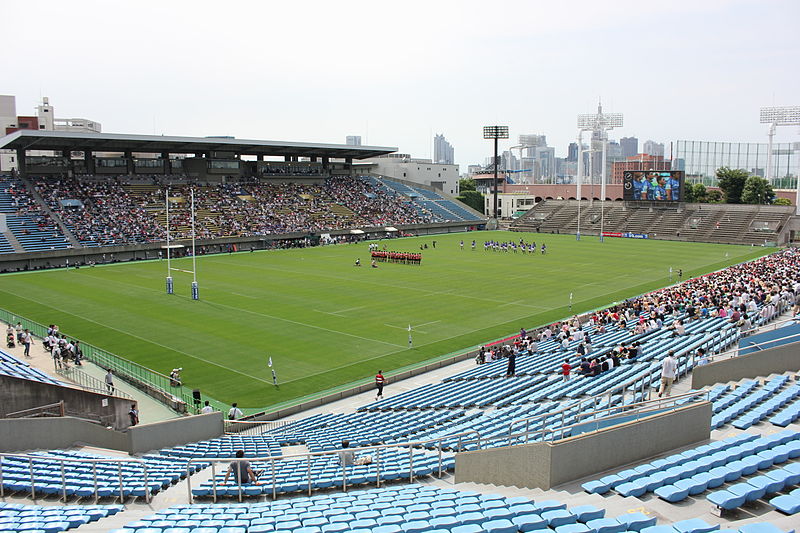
left=0, top=122, right=799, bottom=533
left=1, top=2, right=800, bottom=529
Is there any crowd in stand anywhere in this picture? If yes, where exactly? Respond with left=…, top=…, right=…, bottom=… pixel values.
left=1, top=178, right=65, bottom=240
left=30, top=176, right=438, bottom=245
left=35, top=178, right=165, bottom=245
left=475, top=248, right=800, bottom=370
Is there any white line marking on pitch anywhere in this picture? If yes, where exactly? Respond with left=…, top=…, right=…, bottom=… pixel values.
left=232, top=292, right=259, bottom=299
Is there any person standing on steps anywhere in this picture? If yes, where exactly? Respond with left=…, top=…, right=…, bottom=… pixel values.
left=658, top=350, right=678, bottom=397
left=375, top=370, right=386, bottom=400
left=228, top=403, right=243, bottom=420
left=105, top=369, right=115, bottom=394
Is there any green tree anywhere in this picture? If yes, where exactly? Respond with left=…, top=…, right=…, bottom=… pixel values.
left=458, top=177, right=477, bottom=193
left=715, top=167, right=750, bottom=204
left=456, top=190, right=484, bottom=213
left=685, top=183, right=708, bottom=203
left=740, top=176, right=775, bottom=204
left=773, top=197, right=792, bottom=206
left=706, top=189, right=724, bottom=203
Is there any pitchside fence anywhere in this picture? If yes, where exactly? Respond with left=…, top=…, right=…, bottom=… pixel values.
left=0, top=306, right=228, bottom=415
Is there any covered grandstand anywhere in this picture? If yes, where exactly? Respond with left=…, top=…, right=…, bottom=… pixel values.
left=0, top=130, right=486, bottom=270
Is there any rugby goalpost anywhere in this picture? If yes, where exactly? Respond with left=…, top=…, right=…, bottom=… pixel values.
left=165, top=188, right=199, bottom=300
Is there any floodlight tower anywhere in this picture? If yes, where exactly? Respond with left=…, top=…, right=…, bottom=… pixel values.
left=165, top=188, right=173, bottom=295
left=760, top=106, right=800, bottom=214
left=484, top=125, right=510, bottom=223
left=577, top=103, right=623, bottom=242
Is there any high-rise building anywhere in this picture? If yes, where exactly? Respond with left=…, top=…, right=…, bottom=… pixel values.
left=433, top=133, right=454, bottom=165
left=620, top=136, right=638, bottom=158
left=346, top=135, right=362, bottom=146
left=643, top=140, right=665, bottom=157
left=567, top=142, right=578, bottom=162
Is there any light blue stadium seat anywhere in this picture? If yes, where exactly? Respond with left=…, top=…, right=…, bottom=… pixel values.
left=543, top=509, right=578, bottom=527
left=655, top=483, right=690, bottom=502
left=641, top=526, right=679, bottom=533
left=672, top=518, right=720, bottom=533
left=616, top=512, right=657, bottom=532
left=571, top=505, right=605, bottom=523
left=707, top=489, right=747, bottom=510
left=484, top=519, right=519, bottom=533
left=587, top=518, right=627, bottom=533
left=451, top=525, right=484, bottom=533
left=738, top=523, right=795, bottom=533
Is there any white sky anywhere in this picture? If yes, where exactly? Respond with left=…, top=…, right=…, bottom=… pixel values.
left=2, top=0, right=798, bottom=169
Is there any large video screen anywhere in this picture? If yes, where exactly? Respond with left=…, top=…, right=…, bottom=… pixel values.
left=622, top=170, right=684, bottom=202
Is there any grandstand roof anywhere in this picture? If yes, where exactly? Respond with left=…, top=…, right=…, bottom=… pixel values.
left=0, top=130, right=397, bottom=159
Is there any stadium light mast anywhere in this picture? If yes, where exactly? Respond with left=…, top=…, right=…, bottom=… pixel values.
left=165, top=188, right=173, bottom=295
left=190, top=188, right=199, bottom=300
left=760, top=105, right=800, bottom=214
left=483, top=125, right=509, bottom=226
left=577, top=103, right=623, bottom=242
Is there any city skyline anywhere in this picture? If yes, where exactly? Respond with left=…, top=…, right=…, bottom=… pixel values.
left=2, top=0, right=798, bottom=171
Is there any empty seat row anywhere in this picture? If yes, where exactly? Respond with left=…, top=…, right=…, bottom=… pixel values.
left=0, top=502, right=123, bottom=533
left=582, top=431, right=799, bottom=496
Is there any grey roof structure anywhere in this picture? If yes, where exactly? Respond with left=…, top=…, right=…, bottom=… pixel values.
left=0, top=130, right=397, bottom=159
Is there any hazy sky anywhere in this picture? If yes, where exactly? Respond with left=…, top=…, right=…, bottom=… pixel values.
left=3, top=0, right=798, bottom=169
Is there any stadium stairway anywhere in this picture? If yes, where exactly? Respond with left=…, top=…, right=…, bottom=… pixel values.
left=19, top=175, right=82, bottom=248
left=1, top=319, right=180, bottom=425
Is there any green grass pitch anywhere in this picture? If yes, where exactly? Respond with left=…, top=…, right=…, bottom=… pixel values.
left=0, top=232, right=773, bottom=409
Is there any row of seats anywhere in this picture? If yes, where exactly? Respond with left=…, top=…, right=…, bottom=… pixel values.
left=269, top=410, right=466, bottom=452
left=1, top=449, right=203, bottom=499
left=771, top=398, right=800, bottom=427
left=368, top=176, right=479, bottom=222
left=111, top=484, right=796, bottom=533
left=732, top=382, right=800, bottom=429
left=713, top=377, right=796, bottom=429
left=160, top=435, right=282, bottom=459
left=582, top=430, right=798, bottom=496
left=0, top=347, right=63, bottom=385
left=191, top=450, right=454, bottom=498
left=0, top=502, right=123, bottom=533
left=706, top=462, right=800, bottom=509
left=0, top=177, right=72, bottom=252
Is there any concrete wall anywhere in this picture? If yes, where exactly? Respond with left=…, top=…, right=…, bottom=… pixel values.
left=0, top=374, right=131, bottom=429
left=455, top=402, right=711, bottom=490
left=0, top=412, right=224, bottom=454
left=692, top=341, right=800, bottom=389
left=127, top=412, right=223, bottom=454
left=0, top=417, right=129, bottom=453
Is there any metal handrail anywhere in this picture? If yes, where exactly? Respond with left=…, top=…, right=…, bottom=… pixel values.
left=530, top=390, right=710, bottom=443
left=0, top=308, right=222, bottom=414
left=185, top=429, right=481, bottom=503
left=714, top=331, right=800, bottom=360
left=223, top=419, right=292, bottom=435
left=55, top=367, right=134, bottom=400
left=6, top=401, right=65, bottom=419
left=0, top=453, right=152, bottom=503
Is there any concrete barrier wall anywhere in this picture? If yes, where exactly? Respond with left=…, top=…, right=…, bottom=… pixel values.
left=0, top=417, right=129, bottom=453
left=0, top=412, right=223, bottom=454
left=455, top=402, right=711, bottom=490
left=127, top=412, right=223, bottom=454
left=0, top=374, right=131, bottom=430
left=691, top=341, right=800, bottom=389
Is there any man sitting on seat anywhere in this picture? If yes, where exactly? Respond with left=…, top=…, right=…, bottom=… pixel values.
left=338, top=440, right=373, bottom=466
left=224, top=450, right=261, bottom=485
